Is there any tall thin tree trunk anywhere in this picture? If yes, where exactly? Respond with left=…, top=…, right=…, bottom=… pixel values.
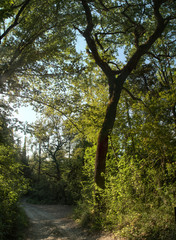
left=38, top=142, right=41, bottom=182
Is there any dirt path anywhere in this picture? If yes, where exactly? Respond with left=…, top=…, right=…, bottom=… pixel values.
left=22, top=202, right=119, bottom=240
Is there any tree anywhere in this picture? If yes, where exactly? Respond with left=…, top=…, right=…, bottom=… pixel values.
left=0, top=99, right=14, bottom=145
left=78, top=56, right=176, bottom=236
left=32, top=115, right=66, bottom=181
left=77, top=0, right=176, bottom=188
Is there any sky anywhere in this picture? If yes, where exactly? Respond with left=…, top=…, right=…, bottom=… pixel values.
left=15, top=106, right=37, bottom=123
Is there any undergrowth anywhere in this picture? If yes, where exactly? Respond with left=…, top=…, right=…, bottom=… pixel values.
left=15, top=206, right=29, bottom=240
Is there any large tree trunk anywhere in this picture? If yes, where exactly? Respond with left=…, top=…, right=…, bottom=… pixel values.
left=95, top=79, right=124, bottom=189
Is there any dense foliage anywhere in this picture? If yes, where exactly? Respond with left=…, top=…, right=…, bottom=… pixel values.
left=0, top=101, right=28, bottom=240
left=0, top=0, right=176, bottom=239
left=79, top=63, right=176, bottom=239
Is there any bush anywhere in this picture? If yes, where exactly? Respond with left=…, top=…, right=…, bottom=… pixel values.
left=76, top=144, right=176, bottom=239
left=0, top=145, right=28, bottom=240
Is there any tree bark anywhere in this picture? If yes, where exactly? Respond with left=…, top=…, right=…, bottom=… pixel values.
left=95, top=75, right=125, bottom=188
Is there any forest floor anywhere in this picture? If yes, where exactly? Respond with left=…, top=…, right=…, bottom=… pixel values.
left=22, top=201, right=125, bottom=240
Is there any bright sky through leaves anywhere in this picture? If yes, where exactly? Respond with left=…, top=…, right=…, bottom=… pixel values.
left=15, top=35, right=87, bottom=124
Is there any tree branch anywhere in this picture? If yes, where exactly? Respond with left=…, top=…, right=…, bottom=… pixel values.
left=97, top=0, right=122, bottom=11
left=122, top=87, right=141, bottom=101
left=122, top=87, right=154, bottom=115
left=0, top=0, right=31, bottom=42
left=121, top=0, right=168, bottom=76
left=81, top=0, right=114, bottom=78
